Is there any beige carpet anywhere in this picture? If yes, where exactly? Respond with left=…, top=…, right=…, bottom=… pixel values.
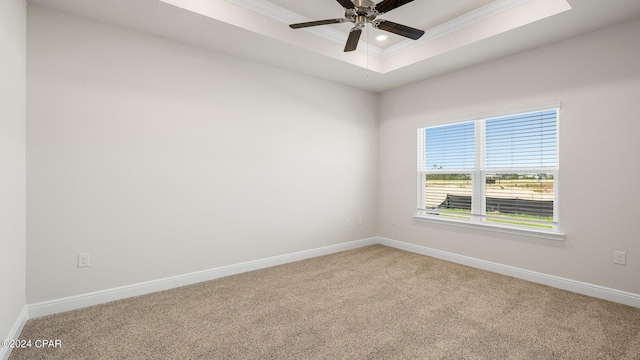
left=10, top=245, right=640, bottom=359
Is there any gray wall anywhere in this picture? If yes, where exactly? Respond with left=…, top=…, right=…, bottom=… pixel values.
left=0, top=0, right=26, bottom=344
left=378, top=18, right=640, bottom=294
left=26, top=5, right=378, bottom=303
left=23, top=3, right=640, bottom=310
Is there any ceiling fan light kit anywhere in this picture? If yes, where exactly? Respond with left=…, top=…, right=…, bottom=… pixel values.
left=289, top=0, right=425, bottom=52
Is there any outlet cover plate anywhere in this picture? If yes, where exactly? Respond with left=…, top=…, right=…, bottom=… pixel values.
left=78, top=253, right=90, bottom=268
left=614, top=251, right=626, bottom=265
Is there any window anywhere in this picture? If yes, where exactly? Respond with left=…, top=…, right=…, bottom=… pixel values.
left=417, top=107, right=559, bottom=233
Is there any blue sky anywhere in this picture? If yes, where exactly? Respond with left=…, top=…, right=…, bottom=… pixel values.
left=424, top=109, right=557, bottom=170
left=425, top=121, right=475, bottom=170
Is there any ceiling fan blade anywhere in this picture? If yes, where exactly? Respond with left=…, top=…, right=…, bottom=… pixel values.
left=377, top=20, right=424, bottom=40
left=344, top=28, right=362, bottom=52
left=336, top=0, right=355, bottom=9
left=289, top=19, right=346, bottom=29
left=375, top=0, right=414, bottom=14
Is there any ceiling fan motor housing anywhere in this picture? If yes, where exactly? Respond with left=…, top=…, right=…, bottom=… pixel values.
left=353, top=0, right=375, bottom=8
left=345, top=0, right=378, bottom=25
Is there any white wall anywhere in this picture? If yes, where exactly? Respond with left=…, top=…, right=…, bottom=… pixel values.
left=24, top=2, right=640, bottom=308
left=26, top=5, right=378, bottom=303
left=378, top=18, right=640, bottom=294
left=0, top=0, right=26, bottom=344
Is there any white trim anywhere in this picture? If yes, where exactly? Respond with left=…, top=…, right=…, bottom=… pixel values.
left=23, top=235, right=639, bottom=324
left=416, top=104, right=562, bottom=236
left=225, top=0, right=531, bottom=59
left=416, top=102, right=562, bottom=129
left=383, top=0, right=532, bottom=58
left=225, top=0, right=385, bottom=58
left=377, top=237, right=640, bottom=308
left=27, top=237, right=377, bottom=319
left=227, top=0, right=302, bottom=24
left=0, top=306, right=28, bottom=360
left=414, top=214, right=565, bottom=241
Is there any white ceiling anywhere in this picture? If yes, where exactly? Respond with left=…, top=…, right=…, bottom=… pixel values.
left=27, top=0, right=640, bottom=93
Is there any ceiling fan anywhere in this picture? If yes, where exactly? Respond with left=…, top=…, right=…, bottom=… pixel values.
left=289, top=0, right=425, bottom=52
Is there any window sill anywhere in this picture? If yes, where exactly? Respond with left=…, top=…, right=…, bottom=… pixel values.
left=413, top=214, right=565, bottom=241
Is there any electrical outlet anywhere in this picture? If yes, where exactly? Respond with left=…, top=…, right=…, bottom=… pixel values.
left=345, top=218, right=351, bottom=228
left=357, top=217, right=363, bottom=226
left=614, top=251, right=626, bottom=265
left=391, top=216, right=397, bottom=226
left=78, top=253, right=90, bottom=268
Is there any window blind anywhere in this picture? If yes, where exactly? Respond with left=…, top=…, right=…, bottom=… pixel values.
left=423, top=121, right=475, bottom=171
left=485, top=110, right=558, bottom=169
left=417, top=108, right=559, bottom=230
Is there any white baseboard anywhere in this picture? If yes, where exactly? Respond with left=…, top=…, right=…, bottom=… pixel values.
left=28, top=237, right=378, bottom=319
left=377, top=236, right=640, bottom=308
left=26, top=235, right=639, bottom=321
left=1, top=306, right=28, bottom=360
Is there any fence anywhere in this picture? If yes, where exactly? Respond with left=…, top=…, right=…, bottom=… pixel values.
left=438, top=194, right=553, bottom=217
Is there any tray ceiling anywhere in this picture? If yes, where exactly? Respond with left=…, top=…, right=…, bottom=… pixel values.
left=26, top=0, right=640, bottom=92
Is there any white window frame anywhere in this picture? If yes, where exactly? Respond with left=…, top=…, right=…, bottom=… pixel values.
left=415, top=104, right=564, bottom=241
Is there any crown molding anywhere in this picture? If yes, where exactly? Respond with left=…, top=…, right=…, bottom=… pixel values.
left=226, top=0, right=533, bottom=60
left=383, top=0, right=532, bottom=58
left=226, top=0, right=384, bottom=58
